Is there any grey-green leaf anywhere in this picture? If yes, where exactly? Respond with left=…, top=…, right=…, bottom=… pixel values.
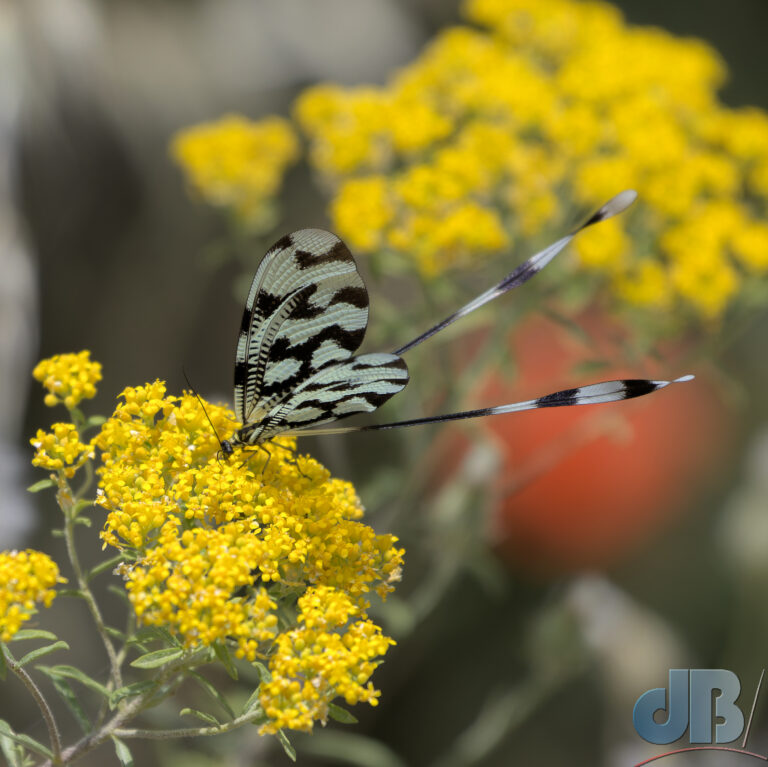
left=112, top=735, right=134, bottom=767
left=27, top=479, right=55, bottom=493
left=180, top=708, right=219, bottom=726
left=19, top=641, right=69, bottom=666
left=110, top=680, right=156, bottom=708
left=187, top=671, right=235, bottom=718
left=0, top=721, right=53, bottom=760
left=50, top=675, right=90, bottom=733
left=328, top=703, right=358, bottom=724
left=131, top=626, right=179, bottom=647
left=252, top=660, right=271, bottom=682
left=86, top=555, right=123, bottom=582
left=213, top=642, right=238, bottom=680
left=277, top=729, right=296, bottom=762
left=9, top=629, right=58, bottom=643
left=130, top=648, right=184, bottom=669
left=242, top=688, right=263, bottom=717
left=36, top=665, right=110, bottom=697
left=0, top=722, right=19, bottom=767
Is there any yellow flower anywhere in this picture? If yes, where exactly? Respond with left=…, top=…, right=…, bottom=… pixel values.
left=0, top=550, right=65, bottom=642
left=92, top=377, right=403, bottom=728
left=30, top=423, right=94, bottom=478
left=33, top=350, right=101, bottom=409
left=574, top=216, right=629, bottom=274
left=259, top=586, right=395, bottom=733
left=331, top=176, right=395, bottom=252
left=170, top=114, right=299, bottom=228
left=119, top=521, right=279, bottom=661
left=617, top=260, right=674, bottom=310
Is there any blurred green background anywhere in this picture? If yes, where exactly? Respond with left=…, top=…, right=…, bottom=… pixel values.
left=4, top=1, right=768, bottom=765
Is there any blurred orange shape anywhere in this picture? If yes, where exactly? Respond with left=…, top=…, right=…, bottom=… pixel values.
left=461, top=315, right=732, bottom=574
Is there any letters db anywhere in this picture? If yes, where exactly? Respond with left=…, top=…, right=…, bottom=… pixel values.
left=633, top=669, right=744, bottom=745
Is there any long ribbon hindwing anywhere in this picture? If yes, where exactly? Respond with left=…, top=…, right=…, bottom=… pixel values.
left=223, top=191, right=692, bottom=453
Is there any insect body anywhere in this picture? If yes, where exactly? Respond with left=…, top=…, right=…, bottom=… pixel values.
left=221, top=191, right=691, bottom=454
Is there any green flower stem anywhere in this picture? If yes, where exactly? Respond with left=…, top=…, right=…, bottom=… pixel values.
left=58, top=477, right=122, bottom=692
left=74, top=458, right=95, bottom=502
left=114, top=710, right=265, bottom=740
left=2, top=645, right=63, bottom=764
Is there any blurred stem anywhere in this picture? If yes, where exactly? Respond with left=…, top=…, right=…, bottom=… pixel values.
left=428, top=670, right=572, bottom=767
left=2, top=644, right=62, bottom=764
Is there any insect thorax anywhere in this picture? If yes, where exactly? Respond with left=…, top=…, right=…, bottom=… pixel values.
left=227, top=423, right=266, bottom=451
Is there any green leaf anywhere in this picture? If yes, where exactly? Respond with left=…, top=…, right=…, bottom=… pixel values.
left=328, top=703, right=358, bottom=725
left=86, top=555, right=124, bottom=582
left=36, top=665, right=110, bottom=697
left=104, top=626, right=128, bottom=642
left=49, top=675, right=90, bottom=733
left=19, top=641, right=69, bottom=666
left=0, top=721, right=52, bottom=760
left=0, top=647, right=6, bottom=681
left=87, top=415, right=107, bottom=428
left=74, top=516, right=92, bottom=527
left=276, top=729, right=296, bottom=762
left=9, top=629, right=58, bottom=643
left=73, top=497, right=94, bottom=513
left=27, top=479, right=55, bottom=493
left=109, top=680, right=156, bottom=708
left=130, top=648, right=184, bottom=669
left=213, top=642, right=238, bottom=680
left=180, top=708, right=220, bottom=726
left=187, top=671, right=235, bottom=718
left=111, top=735, right=134, bottom=767
left=131, top=626, right=179, bottom=647
left=242, top=688, right=263, bottom=717
left=0, top=723, right=19, bottom=767
left=252, top=660, right=271, bottom=682
left=58, top=588, right=87, bottom=600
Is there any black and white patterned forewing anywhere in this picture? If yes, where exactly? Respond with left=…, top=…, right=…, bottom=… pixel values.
left=234, top=229, right=369, bottom=424
left=246, top=353, right=409, bottom=443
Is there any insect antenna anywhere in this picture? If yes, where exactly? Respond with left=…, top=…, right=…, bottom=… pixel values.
left=182, top=368, right=227, bottom=459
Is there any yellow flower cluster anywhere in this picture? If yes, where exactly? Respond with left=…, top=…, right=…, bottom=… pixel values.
left=259, top=585, right=395, bottom=734
left=0, top=550, right=65, bottom=642
left=295, top=0, right=768, bottom=320
left=92, top=380, right=402, bottom=726
left=32, top=351, right=101, bottom=409
left=118, top=521, right=279, bottom=661
left=170, top=114, right=299, bottom=230
left=30, top=423, right=94, bottom=479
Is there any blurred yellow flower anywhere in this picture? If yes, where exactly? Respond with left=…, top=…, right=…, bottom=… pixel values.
left=0, top=550, right=65, bottom=642
left=293, top=0, right=768, bottom=326
left=171, top=114, right=299, bottom=230
left=33, top=350, right=101, bottom=409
